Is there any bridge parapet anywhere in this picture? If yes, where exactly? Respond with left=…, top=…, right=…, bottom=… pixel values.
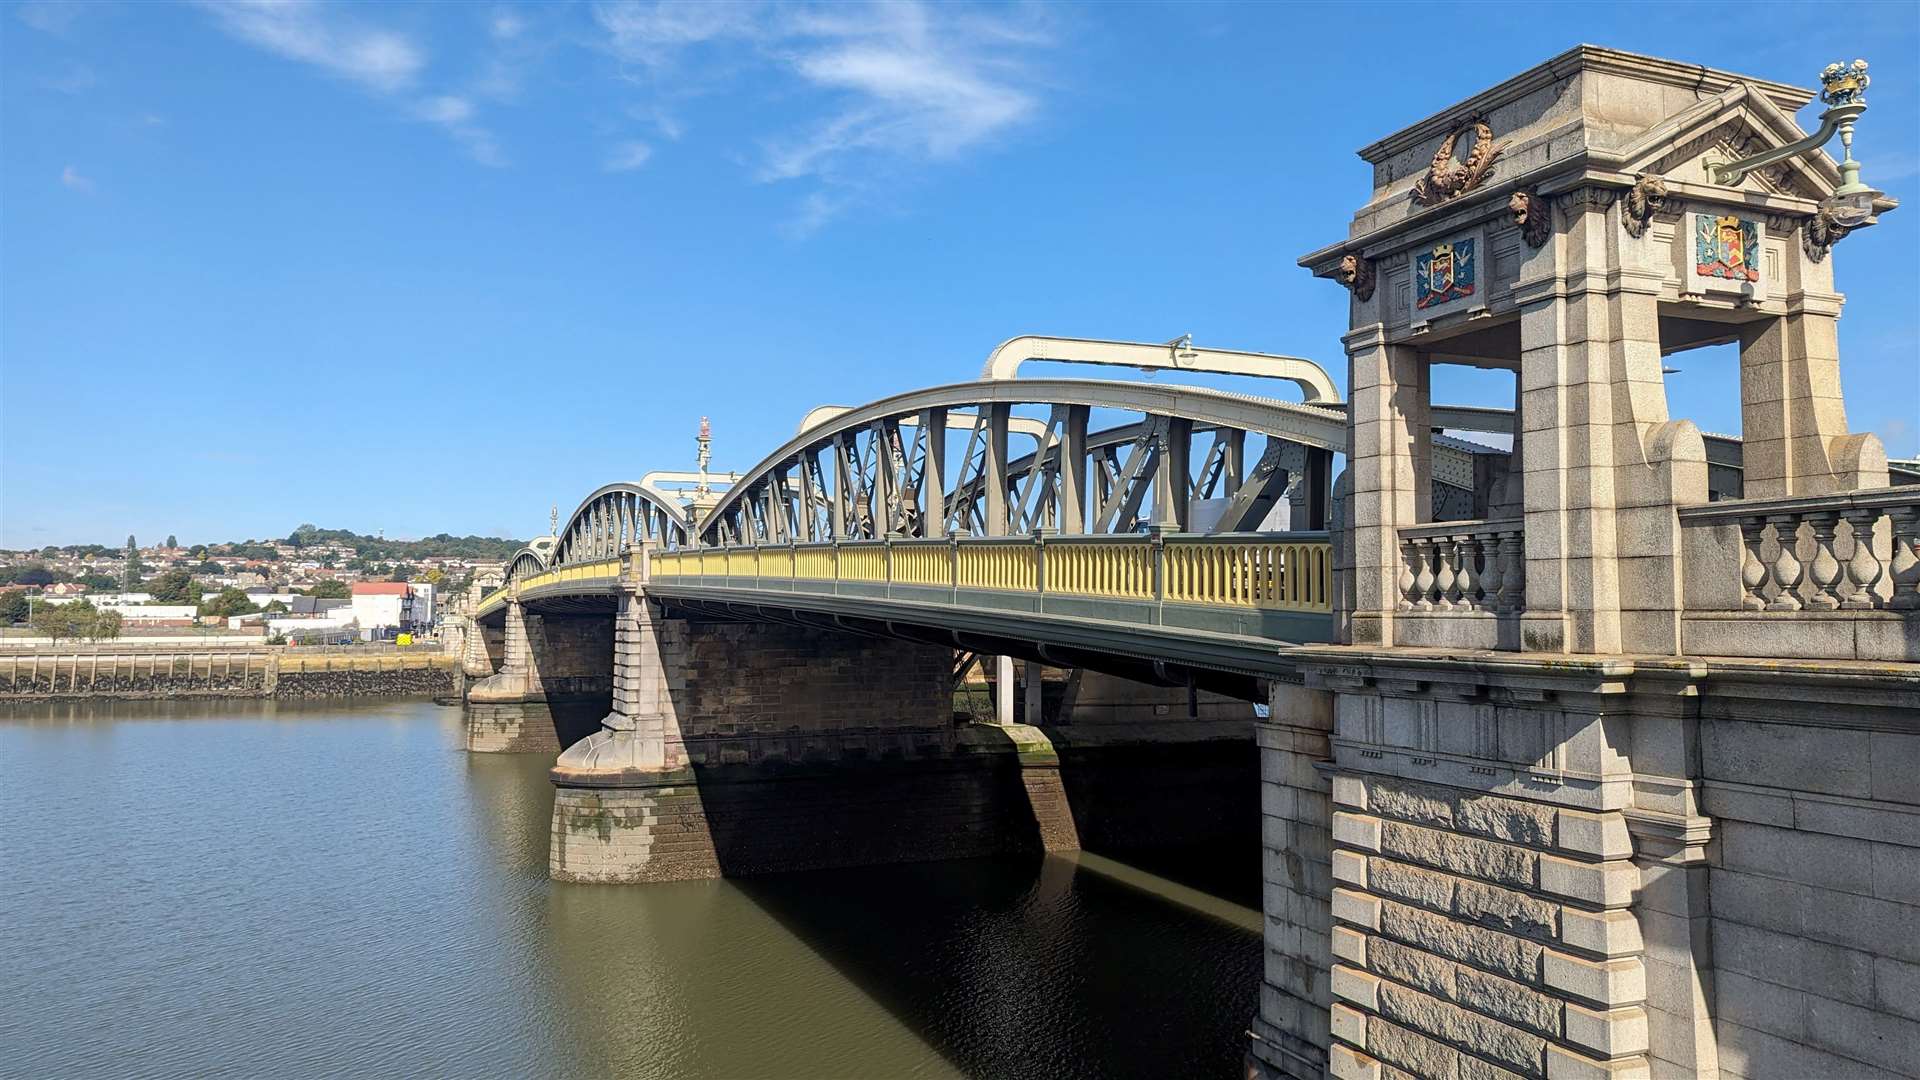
left=651, top=531, right=1332, bottom=625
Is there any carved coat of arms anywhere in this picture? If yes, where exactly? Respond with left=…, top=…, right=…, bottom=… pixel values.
left=1696, top=214, right=1759, bottom=282
left=1416, top=239, right=1476, bottom=310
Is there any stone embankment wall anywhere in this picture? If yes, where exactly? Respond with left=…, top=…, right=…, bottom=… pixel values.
left=1253, top=657, right=1920, bottom=1080
left=0, top=648, right=455, bottom=700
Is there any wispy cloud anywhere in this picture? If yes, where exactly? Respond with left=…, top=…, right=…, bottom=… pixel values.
left=197, top=0, right=424, bottom=93
left=60, top=165, right=94, bottom=193
left=592, top=0, right=1054, bottom=231
left=41, top=64, right=97, bottom=95
left=195, top=1, right=505, bottom=165
left=490, top=9, right=525, bottom=41
left=604, top=141, right=653, bottom=172
left=415, top=95, right=505, bottom=166
left=15, top=0, right=87, bottom=34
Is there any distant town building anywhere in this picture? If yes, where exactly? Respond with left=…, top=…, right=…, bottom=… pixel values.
left=350, top=582, right=433, bottom=631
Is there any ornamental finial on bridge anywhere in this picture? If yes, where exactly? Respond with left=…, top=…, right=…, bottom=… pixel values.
left=696, top=416, right=713, bottom=496
left=549, top=504, right=558, bottom=537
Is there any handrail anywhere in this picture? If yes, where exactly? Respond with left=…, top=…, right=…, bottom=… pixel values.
left=646, top=532, right=1333, bottom=615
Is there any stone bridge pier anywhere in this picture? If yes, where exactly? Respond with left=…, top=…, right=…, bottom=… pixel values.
left=545, top=581, right=1060, bottom=882
left=465, top=597, right=613, bottom=753
left=541, top=552, right=1269, bottom=883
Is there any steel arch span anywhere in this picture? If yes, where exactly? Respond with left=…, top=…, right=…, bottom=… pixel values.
left=697, top=378, right=1349, bottom=548
left=549, top=482, right=694, bottom=569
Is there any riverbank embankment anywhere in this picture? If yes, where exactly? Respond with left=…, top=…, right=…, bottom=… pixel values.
left=0, top=644, right=458, bottom=700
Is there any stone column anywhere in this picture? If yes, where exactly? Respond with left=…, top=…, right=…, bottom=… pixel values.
left=1343, top=324, right=1427, bottom=647
left=1024, top=660, right=1044, bottom=724
left=1737, top=306, right=1886, bottom=499
left=465, top=597, right=560, bottom=752
left=459, top=613, right=495, bottom=678
left=994, top=654, right=1015, bottom=725
left=1512, top=193, right=1675, bottom=654
left=1248, top=681, right=1336, bottom=1080
left=548, top=549, right=719, bottom=883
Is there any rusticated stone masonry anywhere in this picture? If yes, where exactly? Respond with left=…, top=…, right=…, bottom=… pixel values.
left=1326, top=772, right=1645, bottom=1080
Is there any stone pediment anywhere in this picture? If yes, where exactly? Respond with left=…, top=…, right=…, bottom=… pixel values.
left=1613, top=82, right=1838, bottom=202
left=1311, top=47, right=1836, bottom=257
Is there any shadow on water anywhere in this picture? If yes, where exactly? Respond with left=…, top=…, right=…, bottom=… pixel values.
left=452, top=724, right=1266, bottom=1079
left=728, top=852, right=1262, bottom=1080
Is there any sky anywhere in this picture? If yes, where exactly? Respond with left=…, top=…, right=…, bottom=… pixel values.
left=3, top=0, right=1917, bottom=548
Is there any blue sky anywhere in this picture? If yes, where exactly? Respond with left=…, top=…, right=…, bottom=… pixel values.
left=3, top=1, right=1916, bottom=547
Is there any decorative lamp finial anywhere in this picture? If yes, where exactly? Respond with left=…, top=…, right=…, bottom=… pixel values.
left=695, top=416, right=713, bottom=497
left=549, top=504, right=558, bottom=537
left=1820, top=59, right=1869, bottom=107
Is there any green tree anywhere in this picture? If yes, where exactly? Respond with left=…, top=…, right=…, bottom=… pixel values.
left=1, top=564, right=56, bottom=587
left=302, top=581, right=351, bottom=599
left=0, top=589, right=28, bottom=624
left=166, top=534, right=178, bottom=548
left=31, top=601, right=84, bottom=642
left=87, top=609, right=123, bottom=642
left=196, top=560, right=226, bottom=575
left=77, top=573, right=119, bottom=591
left=146, top=569, right=204, bottom=604
left=123, top=535, right=144, bottom=591
left=189, top=545, right=208, bottom=559
left=389, top=562, right=415, bottom=582
left=264, top=600, right=289, bottom=613
left=198, top=587, right=260, bottom=619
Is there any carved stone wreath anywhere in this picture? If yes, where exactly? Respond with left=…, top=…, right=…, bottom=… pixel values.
left=1411, top=117, right=1508, bottom=207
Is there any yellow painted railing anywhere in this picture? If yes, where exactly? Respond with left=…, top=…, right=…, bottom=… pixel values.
left=839, top=545, right=887, bottom=582
left=645, top=535, right=1332, bottom=614
left=956, top=544, right=1037, bottom=592
left=1048, top=542, right=1153, bottom=600
left=1163, top=541, right=1328, bottom=612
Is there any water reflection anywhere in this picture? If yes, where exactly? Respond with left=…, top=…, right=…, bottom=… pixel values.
left=2, top=699, right=1259, bottom=1079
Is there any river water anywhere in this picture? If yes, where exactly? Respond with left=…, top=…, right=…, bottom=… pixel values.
left=0, top=699, right=1261, bottom=1079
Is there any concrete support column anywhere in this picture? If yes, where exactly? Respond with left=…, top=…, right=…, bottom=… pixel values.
left=994, top=654, right=1015, bottom=725
left=1023, top=660, right=1044, bottom=724
left=1248, top=682, right=1336, bottom=1080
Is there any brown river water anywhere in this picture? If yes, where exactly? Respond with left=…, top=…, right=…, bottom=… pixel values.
left=0, top=698, right=1261, bottom=1079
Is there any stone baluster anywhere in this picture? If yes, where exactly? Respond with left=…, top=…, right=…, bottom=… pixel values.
left=1888, top=507, right=1920, bottom=611
left=1765, top=515, right=1805, bottom=611
left=1433, top=539, right=1458, bottom=610
left=1737, top=516, right=1771, bottom=611
left=1453, top=534, right=1478, bottom=610
left=1397, top=540, right=1419, bottom=611
left=1805, top=511, right=1844, bottom=611
left=1477, top=532, right=1503, bottom=611
left=1412, top=538, right=1436, bottom=611
left=1497, top=530, right=1525, bottom=613
left=1839, top=507, right=1884, bottom=610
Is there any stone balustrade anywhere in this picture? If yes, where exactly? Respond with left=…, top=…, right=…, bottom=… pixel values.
left=1683, top=489, right=1920, bottom=612
left=1679, top=488, right=1920, bottom=660
left=1395, top=519, right=1526, bottom=615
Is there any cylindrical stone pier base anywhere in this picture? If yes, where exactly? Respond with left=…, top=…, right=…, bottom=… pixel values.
left=464, top=701, right=560, bottom=753
left=548, top=721, right=719, bottom=883
left=549, top=777, right=720, bottom=883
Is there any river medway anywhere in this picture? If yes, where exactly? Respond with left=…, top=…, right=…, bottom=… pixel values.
left=0, top=698, right=1261, bottom=1078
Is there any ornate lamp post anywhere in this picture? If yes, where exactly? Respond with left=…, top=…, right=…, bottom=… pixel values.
left=1713, top=60, right=1883, bottom=257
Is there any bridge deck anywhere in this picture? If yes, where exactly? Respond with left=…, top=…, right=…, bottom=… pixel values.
left=475, top=534, right=1337, bottom=674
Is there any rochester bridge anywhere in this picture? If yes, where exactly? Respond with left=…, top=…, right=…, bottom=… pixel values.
left=448, top=48, right=1920, bottom=1080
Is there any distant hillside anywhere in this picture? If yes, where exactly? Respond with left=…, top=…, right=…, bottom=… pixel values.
left=276, top=525, right=524, bottom=561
